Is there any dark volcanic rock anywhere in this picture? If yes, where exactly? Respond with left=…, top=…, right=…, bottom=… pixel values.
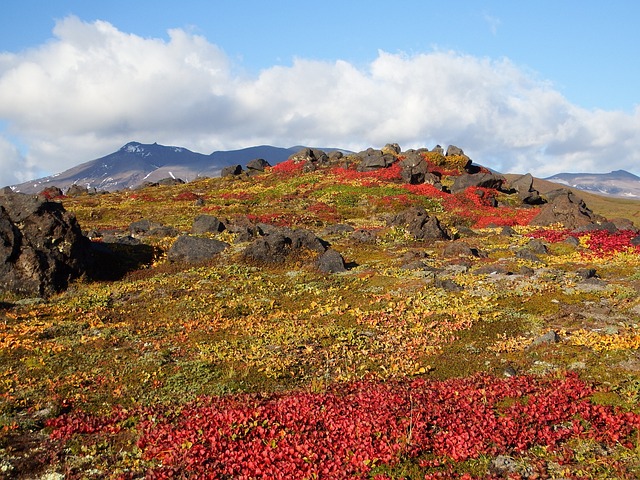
left=157, top=178, right=185, bottom=186
left=317, top=249, right=347, bottom=273
left=241, top=225, right=345, bottom=272
left=192, top=215, right=225, bottom=234
left=221, top=165, right=243, bottom=177
left=508, top=173, right=544, bottom=205
left=388, top=207, right=450, bottom=240
left=399, top=152, right=429, bottom=184
left=530, top=189, right=599, bottom=229
left=246, top=158, right=271, bottom=173
left=129, top=219, right=178, bottom=237
left=356, top=148, right=396, bottom=172
left=450, top=172, right=505, bottom=194
left=0, top=191, right=91, bottom=296
left=243, top=227, right=328, bottom=265
left=66, top=184, right=90, bottom=197
left=168, top=235, right=229, bottom=263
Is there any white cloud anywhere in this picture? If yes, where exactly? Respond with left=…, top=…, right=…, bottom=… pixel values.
left=0, top=134, right=31, bottom=187
left=1, top=16, right=640, bottom=187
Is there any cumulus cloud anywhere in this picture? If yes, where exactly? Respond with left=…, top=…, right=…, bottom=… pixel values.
left=0, top=134, right=31, bottom=186
left=1, top=16, right=639, bottom=187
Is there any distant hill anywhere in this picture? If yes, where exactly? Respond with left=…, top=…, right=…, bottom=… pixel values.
left=543, top=170, right=640, bottom=199
left=10, top=142, right=304, bottom=193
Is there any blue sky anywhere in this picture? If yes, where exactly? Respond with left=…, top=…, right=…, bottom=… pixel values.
left=1, top=0, right=640, bottom=186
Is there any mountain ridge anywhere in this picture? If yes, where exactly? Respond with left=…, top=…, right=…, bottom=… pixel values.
left=10, top=142, right=305, bottom=194
left=544, top=170, right=640, bottom=198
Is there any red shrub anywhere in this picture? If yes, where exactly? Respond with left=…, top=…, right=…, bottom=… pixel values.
left=47, top=374, right=640, bottom=478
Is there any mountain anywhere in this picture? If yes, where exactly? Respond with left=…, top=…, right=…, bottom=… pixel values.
left=10, top=142, right=303, bottom=193
left=543, top=170, right=640, bottom=198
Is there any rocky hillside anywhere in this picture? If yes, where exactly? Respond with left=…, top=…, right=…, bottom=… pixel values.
left=2, top=143, right=640, bottom=478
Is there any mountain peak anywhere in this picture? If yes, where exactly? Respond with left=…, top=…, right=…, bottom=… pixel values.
left=120, top=141, right=146, bottom=154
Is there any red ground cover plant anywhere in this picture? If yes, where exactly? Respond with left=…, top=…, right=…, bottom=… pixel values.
left=529, top=229, right=640, bottom=258
left=403, top=184, right=538, bottom=228
left=173, top=191, right=201, bottom=202
left=46, top=374, right=640, bottom=479
left=270, top=158, right=305, bottom=176
left=331, top=162, right=403, bottom=182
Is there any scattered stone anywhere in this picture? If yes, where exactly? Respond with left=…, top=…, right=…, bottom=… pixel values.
left=66, top=184, right=90, bottom=197
left=350, top=229, right=378, bottom=243
left=242, top=226, right=329, bottom=265
left=192, top=214, right=225, bottom=234
left=168, top=235, right=229, bottom=263
left=321, top=224, right=355, bottom=236
left=157, top=178, right=185, bottom=186
left=531, top=330, right=560, bottom=346
left=564, top=236, right=580, bottom=247
left=39, top=186, right=64, bottom=199
left=576, top=268, right=597, bottom=280
left=317, top=249, right=347, bottom=273
left=515, top=249, right=542, bottom=263
left=288, top=148, right=328, bottom=171
left=500, top=226, right=517, bottom=236
left=489, top=455, right=520, bottom=477
left=526, top=239, right=548, bottom=254
left=443, top=241, right=486, bottom=258
left=246, top=158, right=271, bottom=173
left=129, top=219, right=177, bottom=237
left=387, top=207, right=450, bottom=240
left=221, top=165, right=243, bottom=177
left=435, top=277, right=464, bottom=292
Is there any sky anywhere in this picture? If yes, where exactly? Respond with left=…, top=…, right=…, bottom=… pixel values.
left=1, top=0, right=640, bottom=187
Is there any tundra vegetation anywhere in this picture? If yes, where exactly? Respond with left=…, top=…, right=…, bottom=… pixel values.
left=2, top=145, right=640, bottom=479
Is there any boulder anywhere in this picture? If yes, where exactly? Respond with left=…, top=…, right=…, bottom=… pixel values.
left=350, top=229, right=378, bottom=244
left=288, top=148, right=328, bottom=171
left=450, top=172, right=505, bottom=194
left=387, top=207, right=450, bottom=240
left=356, top=148, right=396, bottom=172
left=167, top=235, right=229, bottom=263
left=443, top=241, right=486, bottom=258
left=129, top=219, right=177, bottom=237
left=317, top=249, right=347, bottom=273
left=157, top=178, right=185, bottom=186
left=192, top=215, right=225, bottom=234
left=242, top=226, right=333, bottom=266
left=246, top=158, right=271, bottom=173
left=508, top=173, right=544, bottom=205
left=0, top=191, right=91, bottom=296
left=445, top=145, right=465, bottom=156
left=399, top=152, right=428, bottom=184
left=530, top=189, right=599, bottom=229
left=39, top=186, right=64, bottom=199
left=66, top=184, right=89, bottom=197
left=221, top=165, right=243, bottom=177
